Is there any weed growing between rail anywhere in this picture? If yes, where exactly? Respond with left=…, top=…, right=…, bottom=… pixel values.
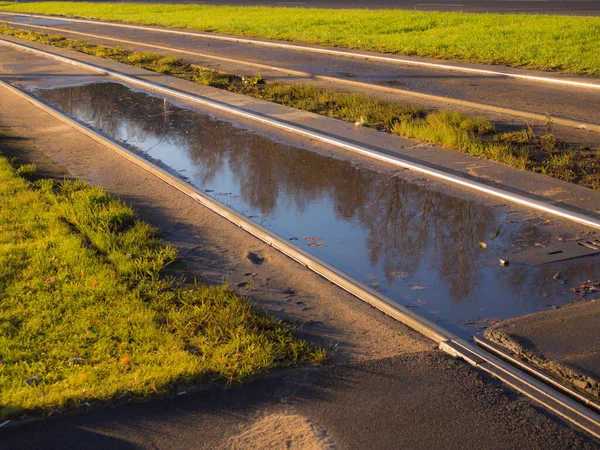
left=0, top=142, right=325, bottom=419
left=2, top=25, right=599, bottom=191
left=1, top=3, right=600, bottom=76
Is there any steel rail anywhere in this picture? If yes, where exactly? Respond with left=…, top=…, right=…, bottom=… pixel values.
left=2, top=11, right=600, bottom=90
left=2, top=76, right=600, bottom=439
left=2, top=36, right=600, bottom=233
left=2, top=18, right=600, bottom=133
left=475, top=336, right=600, bottom=413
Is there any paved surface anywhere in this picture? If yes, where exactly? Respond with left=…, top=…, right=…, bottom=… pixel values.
left=486, top=300, right=600, bottom=400
left=2, top=353, right=599, bottom=449
left=2, top=13, right=599, bottom=150
left=1, top=68, right=598, bottom=448
left=15, top=0, right=600, bottom=16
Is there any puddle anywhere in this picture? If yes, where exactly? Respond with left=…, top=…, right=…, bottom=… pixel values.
left=33, top=81, right=600, bottom=336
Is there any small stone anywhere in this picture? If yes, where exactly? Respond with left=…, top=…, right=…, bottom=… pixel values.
left=499, top=259, right=509, bottom=266
left=573, top=379, right=590, bottom=390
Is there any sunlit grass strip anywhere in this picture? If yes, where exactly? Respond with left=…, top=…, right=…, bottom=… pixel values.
left=0, top=147, right=324, bottom=419
left=0, top=3, right=599, bottom=76
left=1, top=25, right=598, bottom=191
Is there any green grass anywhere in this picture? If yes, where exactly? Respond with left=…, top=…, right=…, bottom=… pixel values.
left=1, top=3, right=600, bottom=76
left=0, top=145, right=325, bottom=419
left=3, top=25, right=599, bottom=191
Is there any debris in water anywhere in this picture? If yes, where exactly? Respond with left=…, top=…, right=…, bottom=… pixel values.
left=490, top=227, right=502, bottom=240
left=411, top=285, right=426, bottom=290
left=499, top=259, right=509, bottom=266
left=574, top=280, right=600, bottom=297
left=390, top=271, right=408, bottom=279
left=479, top=241, right=487, bottom=249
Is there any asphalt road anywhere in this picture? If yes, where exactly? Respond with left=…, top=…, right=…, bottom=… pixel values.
left=3, top=353, right=599, bottom=449
left=17, top=0, right=600, bottom=15
left=4, top=12, right=599, bottom=150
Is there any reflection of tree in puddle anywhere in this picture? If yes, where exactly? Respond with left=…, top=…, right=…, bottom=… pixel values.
left=37, top=82, right=600, bottom=307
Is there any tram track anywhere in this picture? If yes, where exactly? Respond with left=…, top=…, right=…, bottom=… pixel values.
left=2, top=12, right=600, bottom=90
left=1, top=37, right=600, bottom=439
left=2, top=36, right=600, bottom=230
left=1, top=13, right=600, bottom=134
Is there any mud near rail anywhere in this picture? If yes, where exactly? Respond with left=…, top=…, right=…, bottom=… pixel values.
left=34, top=81, right=600, bottom=336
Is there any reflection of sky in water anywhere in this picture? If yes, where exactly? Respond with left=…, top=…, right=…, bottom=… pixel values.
left=34, top=82, right=600, bottom=336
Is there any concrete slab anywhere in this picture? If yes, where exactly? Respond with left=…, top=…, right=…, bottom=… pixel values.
left=486, top=300, right=600, bottom=398
left=562, top=352, right=600, bottom=383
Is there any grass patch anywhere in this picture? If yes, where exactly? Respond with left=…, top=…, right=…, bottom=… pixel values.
left=2, top=25, right=599, bottom=191
left=0, top=143, right=325, bottom=419
left=1, top=3, right=600, bottom=76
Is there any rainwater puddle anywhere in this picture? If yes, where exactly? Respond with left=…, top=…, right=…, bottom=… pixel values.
left=34, top=82, right=600, bottom=336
